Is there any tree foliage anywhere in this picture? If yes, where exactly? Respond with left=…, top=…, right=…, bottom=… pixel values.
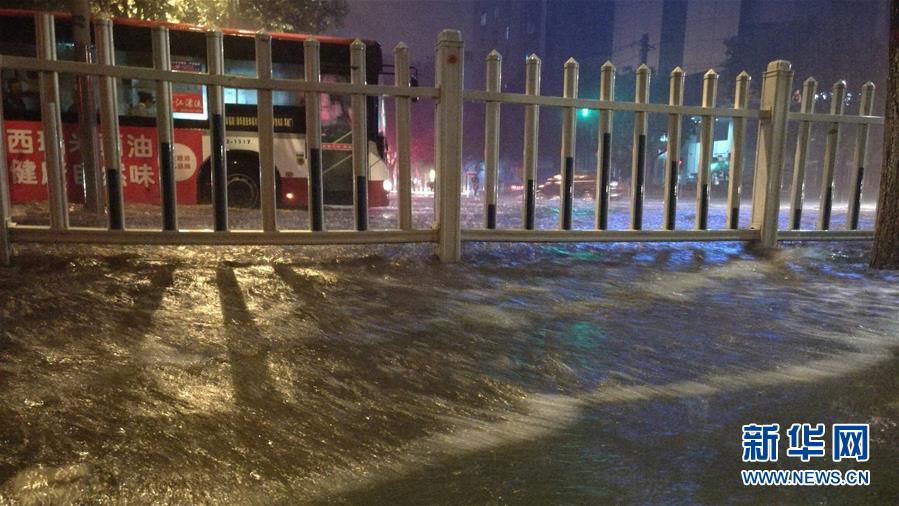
left=2, top=0, right=348, bottom=33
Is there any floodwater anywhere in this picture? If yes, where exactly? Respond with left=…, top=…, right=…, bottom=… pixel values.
left=7, top=190, right=878, bottom=232
left=1, top=198, right=897, bottom=504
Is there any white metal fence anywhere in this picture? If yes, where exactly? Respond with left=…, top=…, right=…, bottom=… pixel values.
left=0, top=19, right=886, bottom=265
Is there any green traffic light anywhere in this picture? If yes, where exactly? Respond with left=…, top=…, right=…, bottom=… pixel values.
left=579, top=108, right=591, bottom=118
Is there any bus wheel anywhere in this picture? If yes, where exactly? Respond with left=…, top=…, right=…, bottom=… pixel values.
left=197, top=150, right=262, bottom=208
left=227, top=151, right=261, bottom=208
left=228, top=172, right=259, bottom=208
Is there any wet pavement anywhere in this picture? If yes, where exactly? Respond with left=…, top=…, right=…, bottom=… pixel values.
left=0, top=198, right=896, bottom=504
left=7, top=191, right=878, bottom=232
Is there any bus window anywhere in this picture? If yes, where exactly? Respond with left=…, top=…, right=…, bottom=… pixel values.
left=113, top=45, right=158, bottom=119
left=224, top=58, right=257, bottom=105
left=320, top=74, right=351, bottom=142
left=272, top=62, right=303, bottom=107
left=2, top=71, right=40, bottom=117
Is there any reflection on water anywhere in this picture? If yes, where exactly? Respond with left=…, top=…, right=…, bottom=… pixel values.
left=0, top=237, right=897, bottom=504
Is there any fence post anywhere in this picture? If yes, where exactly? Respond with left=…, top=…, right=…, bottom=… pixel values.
left=663, top=66, right=684, bottom=230
left=0, top=67, right=10, bottom=265
left=256, top=31, right=277, bottom=233
left=560, top=58, right=578, bottom=230
left=750, top=60, right=793, bottom=247
left=630, top=64, right=650, bottom=230
left=817, top=80, right=846, bottom=230
left=0, top=190, right=7, bottom=264
left=434, top=29, right=464, bottom=262
left=696, top=69, right=718, bottom=230
left=847, top=81, right=875, bottom=230
left=95, top=18, right=125, bottom=231
left=595, top=61, right=615, bottom=230
left=484, top=50, right=501, bottom=229
left=522, top=54, right=541, bottom=230
left=207, top=29, right=228, bottom=232
left=0, top=219, right=8, bottom=265
left=152, top=27, right=178, bottom=231
left=304, top=38, right=325, bottom=232
left=37, top=13, right=69, bottom=231
left=727, top=71, right=751, bottom=230
left=350, top=39, right=369, bottom=231
left=394, top=42, right=413, bottom=230
left=788, top=77, right=816, bottom=230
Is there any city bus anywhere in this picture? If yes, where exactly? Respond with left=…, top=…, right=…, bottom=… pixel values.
left=0, top=8, right=391, bottom=210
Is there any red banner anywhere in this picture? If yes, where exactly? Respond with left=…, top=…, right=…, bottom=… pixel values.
left=5, top=120, right=205, bottom=205
left=173, top=92, right=204, bottom=114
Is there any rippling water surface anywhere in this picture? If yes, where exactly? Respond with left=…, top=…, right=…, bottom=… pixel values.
left=0, top=199, right=897, bottom=504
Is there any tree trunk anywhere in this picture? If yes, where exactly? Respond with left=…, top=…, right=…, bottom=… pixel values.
left=872, top=0, right=899, bottom=268
left=71, top=0, right=104, bottom=213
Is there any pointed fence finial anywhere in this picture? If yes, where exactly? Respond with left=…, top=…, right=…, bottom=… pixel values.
left=487, top=49, right=502, bottom=61
left=702, top=69, right=718, bottom=108
left=438, top=29, right=461, bottom=42
left=829, top=80, right=847, bottom=114
left=798, top=76, right=817, bottom=113
left=858, top=81, right=875, bottom=115
left=669, top=65, right=685, bottom=105
left=767, top=60, right=791, bottom=72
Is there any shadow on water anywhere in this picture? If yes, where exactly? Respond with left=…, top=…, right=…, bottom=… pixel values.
left=216, top=265, right=280, bottom=411
left=0, top=254, right=176, bottom=497
left=272, top=263, right=352, bottom=337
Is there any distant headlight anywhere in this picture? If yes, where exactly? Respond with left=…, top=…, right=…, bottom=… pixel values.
left=383, top=179, right=394, bottom=192
left=610, top=181, right=619, bottom=188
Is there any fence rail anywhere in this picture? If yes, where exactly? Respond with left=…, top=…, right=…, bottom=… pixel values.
left=0, top=18, right=886, bottom=265
left=0, top=55, right=441, bottom=98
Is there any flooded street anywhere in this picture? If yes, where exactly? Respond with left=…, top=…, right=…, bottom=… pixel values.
left=1, top=198, right=897, bottom=504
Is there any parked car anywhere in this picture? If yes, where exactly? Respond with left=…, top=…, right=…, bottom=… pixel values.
left=537, top=173, right=624, bottom=199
